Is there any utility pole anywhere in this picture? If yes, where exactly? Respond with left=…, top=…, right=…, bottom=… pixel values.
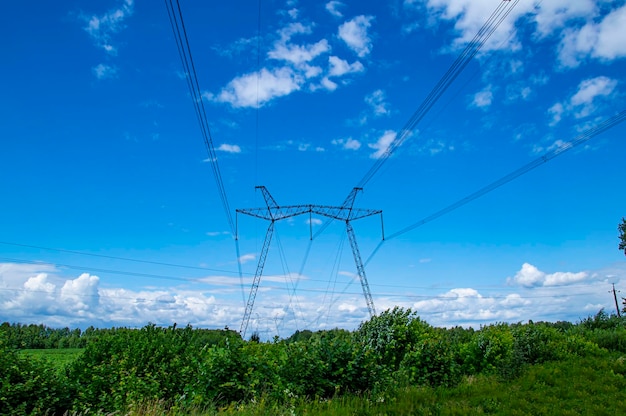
left=609, top=283, right=621, bottom=317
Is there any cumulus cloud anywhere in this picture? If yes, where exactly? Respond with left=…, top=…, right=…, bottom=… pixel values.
left=82, top=0, right=134, bottom=55
left=206, top=67, right=303, bottom=108
left=338, top=15, right=374, bottom=57
left=558, top=5, right=626, bottom=67
left=368, top=130, right=396, bottom=159
left=1, top=260, right=624, bottom=338
left=328, top=56, right=364, bottom=77
left=405, top=0, right=626, bottom=68
left=548, top=76, right=617, bottom=125
left=217, top=143, right=242, bottom=153
left=508, top=263, right=590, bottom=288
left=268, top=23, right=330, bottom=66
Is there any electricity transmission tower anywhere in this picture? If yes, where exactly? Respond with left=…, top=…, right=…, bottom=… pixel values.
left=236, top=186, right=383, bottom=338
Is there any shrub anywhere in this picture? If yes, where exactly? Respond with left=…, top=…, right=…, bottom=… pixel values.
left=0, top=337, right=71, bottom=415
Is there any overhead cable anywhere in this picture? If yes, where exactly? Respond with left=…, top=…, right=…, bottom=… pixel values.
left=165, top=0, right=235, bottom=235
left=356, top=0, right=521, bottom=189
left=365, top=109, right=626, bottom=265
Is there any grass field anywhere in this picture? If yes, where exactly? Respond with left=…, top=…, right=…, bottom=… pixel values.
left=19, top=348, right=83, bottom=369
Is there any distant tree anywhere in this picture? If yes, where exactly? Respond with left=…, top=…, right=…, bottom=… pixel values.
left=249, top=331, right=260, bottom=343
left=617, top=218, right=626, bottom=256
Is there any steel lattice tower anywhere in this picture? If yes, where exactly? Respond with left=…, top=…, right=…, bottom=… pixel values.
left=236, top=186, right=383, bottom=338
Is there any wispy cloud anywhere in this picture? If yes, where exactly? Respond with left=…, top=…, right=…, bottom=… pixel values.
left=471, top=85, right=493, bottom=109
left=548, top=76, right=617, bottom=125
left=325, top=1, right=345, bottom=18
left=82, top=0, right=134, bottom=55
left=238, top=253, right=256, bottom=264
left=332, top=137, right=361, bottom=150
left=217, top=144, right=242, bottom=153
left=92, top=63, right=118, bottom=80
left=364, top=89, right=390, bottom=116
left=368, top=130, right=396, bottom=159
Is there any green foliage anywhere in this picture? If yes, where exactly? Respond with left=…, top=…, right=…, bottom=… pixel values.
left=400, top=329, right=461, bottom=387
left=0, top=336, right=72, bottom=415
left=4, top=309, right=626, bottom=414
left=357, top=307, right=430, bottom=371
left=67, top=324, right=240, bottom=412
left=460, top=323, right=514, bottom=375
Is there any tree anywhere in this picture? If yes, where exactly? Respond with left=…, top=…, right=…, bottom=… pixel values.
left=617, top=218, right=626, bottom=256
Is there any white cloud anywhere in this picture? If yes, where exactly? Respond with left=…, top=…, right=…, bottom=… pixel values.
left=83, top=0, right=134, bottom=55
left=326, top=1, right=344, bottom=18
left=1, top=260, right=624, bottom=339
left=405, top=0, right=625, bottom=63
left=368, top=130, right=396, bottom=159
left=217, top=143, right=242, bottom=153
left=92, top=63, right=118, bottom=80
left=558, top=5, right=626, bottom=67
left=364, top=89, right=390, bottom=116
left=206, top=67, right=303, bottom=108
left=471, top=86, right=493, bottom=109
left=570, top=76, right=618, bottom=118
left=238, top=254, right=256, bottom=264
left=206, top=231, right=230, bottom=237
left=60, top=273, right=100, bottom=312
left=320, top=77, right=338, bottom=91
left=269, top=38, right=330, bottom=66
left=328, top=56, right=364, bottom=77
left=548, top=76, right=617, bottom=125
left=287, top=8, right=299, bottom=19
left=307, top=218, right=323, bottom=225
left=332, top=137, right=361, bottom=150
left=508, top=263, right=590, bottom=288
left=338, top=15, right=374, bottom=57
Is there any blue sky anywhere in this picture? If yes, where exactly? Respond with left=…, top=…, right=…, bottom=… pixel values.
left=1, top=0, right=625, bottom=338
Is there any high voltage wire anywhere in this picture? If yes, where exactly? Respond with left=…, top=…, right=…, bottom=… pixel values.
left=0, top=284, right=598, bottom=302
left=2, top=254, right=607, bottom=293
left=164, top=0, right=235, bottom=235
left=365, top=109, right=626, bottom=266
left=0, top=241, right=245, bottom=275
left=355, top=0, right=521, bottom=189
left=311, top=0, right=521, bottom=240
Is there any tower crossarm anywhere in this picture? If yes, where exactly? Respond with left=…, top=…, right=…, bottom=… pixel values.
left=311, top=206, right=381, bottom=222
left=237, top=205, right=313, bottom=221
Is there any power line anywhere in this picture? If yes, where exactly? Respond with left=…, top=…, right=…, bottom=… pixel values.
left=365, top=109, right=626, bottom=265
left=355, top=0, right=521, bottom=189
left=0, top=241, right=244, bottom=275
left=164, top=0, right=235, bottom=236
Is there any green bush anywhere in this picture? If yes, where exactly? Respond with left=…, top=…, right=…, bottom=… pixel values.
left=399, top=330, right=461, bottom=387
left=0, top=337, right=71, bottom=415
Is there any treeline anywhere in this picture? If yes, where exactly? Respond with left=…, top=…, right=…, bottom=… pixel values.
left=1, top=308, right=625, bottom=415
left=0, top=322, right=240, bottom=349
